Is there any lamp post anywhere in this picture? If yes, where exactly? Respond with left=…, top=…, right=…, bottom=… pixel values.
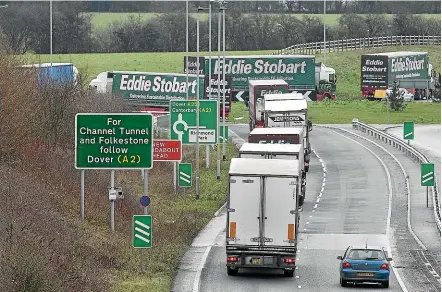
left=323, top=0, right=326, bottom=64
left=50, top=0, right=53, bottom=78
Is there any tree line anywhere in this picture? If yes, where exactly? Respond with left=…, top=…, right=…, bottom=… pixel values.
left=0, top=1, right=440, bottom=54
left=87, top=1, right=440, bottom=14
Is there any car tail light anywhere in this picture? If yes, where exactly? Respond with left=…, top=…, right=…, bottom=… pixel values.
left=342, top=262, right=352, bottom=269
left=227, top=256, right=239, bottom=263
left=229, top=222, right=236, bottom=239
left=283, top=258, right=296, bottom=264
left=380, top=263, right=389, bottom=270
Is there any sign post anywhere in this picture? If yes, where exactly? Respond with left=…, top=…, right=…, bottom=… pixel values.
left=139, top=196, right=151, bottom=273
left=76, top=113, right=153, bottom=232
left=421, top=163, right=435, bottom=208
left=403, top=121, right=414, bottom=145
left=178, top=163, right=192, bottom=187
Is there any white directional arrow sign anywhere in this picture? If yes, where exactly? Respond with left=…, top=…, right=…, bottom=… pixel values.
left=133, top=215, right=152, bottom=248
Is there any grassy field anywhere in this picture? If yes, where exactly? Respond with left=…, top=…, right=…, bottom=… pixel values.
left=32, top=45, right=441, bottom=100
left=228, top=100, right=441, bottom=124
left=86, top=12, right=441, bottom=31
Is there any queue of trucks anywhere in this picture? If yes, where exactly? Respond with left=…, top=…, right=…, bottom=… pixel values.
left=225, top=78, right=314, bottom=277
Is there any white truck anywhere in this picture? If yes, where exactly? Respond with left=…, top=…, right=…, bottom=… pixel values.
left=226, top=158, right=301, bottom=277
left=248, top=127, right=304, bottom=146
left=263, top=95, right=312, bottom=156
left=238, top=143, right=307, bottom=206
left=248, top=79, right=289, bottom=130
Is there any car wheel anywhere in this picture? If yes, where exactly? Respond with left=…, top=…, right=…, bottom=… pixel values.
left=382, top=280, right=389, bottom=288
left=283, top=269, right=294, bottom=277
left=340, top=277, right=347, bottom=287
left=227, top=267, right=238, bottom=276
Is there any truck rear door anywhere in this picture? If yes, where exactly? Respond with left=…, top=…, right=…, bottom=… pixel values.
left=227, top=175, right=261, bottom=246
left=263, top=176, right=298, bottom=247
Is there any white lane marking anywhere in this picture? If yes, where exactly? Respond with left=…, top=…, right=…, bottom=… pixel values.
left=326, top=127, right=410, bottom=292
left=316, top=198, right=320, bottom=203
left=314, top=204, right=318, bottom=209
left=192, top=246, right=212, bottom=292
left=311, top=149, right=327, bottom=215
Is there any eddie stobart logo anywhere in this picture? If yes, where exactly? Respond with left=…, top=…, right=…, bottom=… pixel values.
left=361, top=59, right=387, bottom=73
left=213, top=59, right=307, bottom=75
left=391, top=56, right=426, bottom=73
left=119, top=74, right=198, bottom=93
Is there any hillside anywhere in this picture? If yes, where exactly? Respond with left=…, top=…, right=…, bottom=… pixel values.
left=32, top=45, right=441, bottom=100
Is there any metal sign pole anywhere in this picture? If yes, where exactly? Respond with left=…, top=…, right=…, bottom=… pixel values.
left=110, top=170, right=115, bottom=232
left=216, top=4, right=222, bottom=179
left=80, top=170, right=85, bottom=220
left=426, top=186, right=429, bottom=208
left=196, top=8, right=201, bottom=200
left=173, top=162, right=177, bottom=192
left=206, top=1, right=212, bottom=169
left=140, top=169, right=149, bottom=273
left=222, top=2, right=227, bottom=161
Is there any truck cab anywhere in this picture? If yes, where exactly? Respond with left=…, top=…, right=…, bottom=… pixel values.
left=315, top=62, right=337, bottom=100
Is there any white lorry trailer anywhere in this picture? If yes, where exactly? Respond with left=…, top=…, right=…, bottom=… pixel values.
left=226, top=158, right=301, bottom=277
left=263, top=93, right=312, bottom=156
left=248, top=79, right=289, bottom=130
left=238, top=143, right=307, bottom=206
left=248, top=127, right=304, bottom=145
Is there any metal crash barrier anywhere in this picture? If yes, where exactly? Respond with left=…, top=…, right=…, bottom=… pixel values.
left=352, top=118, right=441, bottom=233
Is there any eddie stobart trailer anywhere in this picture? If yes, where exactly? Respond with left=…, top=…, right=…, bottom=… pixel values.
left=226, top=158, right=301, bottom=277
left=360, top=51, right=436, bottom=100
left=238, top=143, right=308, bottom=206
left=89, top=71, right=205, bottom=113
left=184, top=55, right=337, bottom=102
left=248, top=79, right=289, bottom=130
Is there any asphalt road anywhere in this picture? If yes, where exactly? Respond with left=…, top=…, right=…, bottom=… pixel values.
left=199, top=125, right=404, bottom=292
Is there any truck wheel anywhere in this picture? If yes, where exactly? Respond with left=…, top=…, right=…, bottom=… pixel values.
left=299, top=195, right=305, bottom=207
left=283, top=269, right=295, bottom=277
left=323, top=94, right=331, bottom=100
left=227, top=267, right=238, bottom=276
left=304, top=166, right=309, bottom=172
left=249, top=120, right=253, bottom=132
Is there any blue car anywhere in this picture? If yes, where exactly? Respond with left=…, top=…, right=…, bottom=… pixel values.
left=337, top=245, right=392, bottom=288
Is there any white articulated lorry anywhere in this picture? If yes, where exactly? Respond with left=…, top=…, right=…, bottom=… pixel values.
left=263, top=93, right=312, bottom=159
left=238, top=143, right=307, bottom=206
left=226, top=158, right=301, bottom=277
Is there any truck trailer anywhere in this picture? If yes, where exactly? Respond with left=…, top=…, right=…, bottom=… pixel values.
left=248, top=127, right=304, bottom=145
left=88, top=71, right=220, bottom=115
left=263, top=95, right=312, bottom=157
left=226, top=158, right=301, bottom=277
left=184, top=55, right=337, bottom=102
left=248, top=79, right=289, bottom=130
left=360, top=51, right=436, bottom=100
left=19, top=63, right=79, bottom=86
left=238, top=143, right=308, bottom=206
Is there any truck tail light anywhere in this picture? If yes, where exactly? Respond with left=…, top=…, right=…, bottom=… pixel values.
left=229, top=222, right=236, bottom=239
left=288, top=224, right=295, bottom=240
left=380, top=263, right=389, bottom=270
left=342, top=262, right=352, bottom=269
left=283, top=258, right=296, bottom=264
left=227, top=256, right=239, bottom=263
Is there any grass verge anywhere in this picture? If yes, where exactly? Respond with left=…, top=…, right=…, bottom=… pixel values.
left=30, top=45, right=440, bottom=100
left=111, top=142, right=238, bottom=292
left=229, top=100, right=441, bottom=124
